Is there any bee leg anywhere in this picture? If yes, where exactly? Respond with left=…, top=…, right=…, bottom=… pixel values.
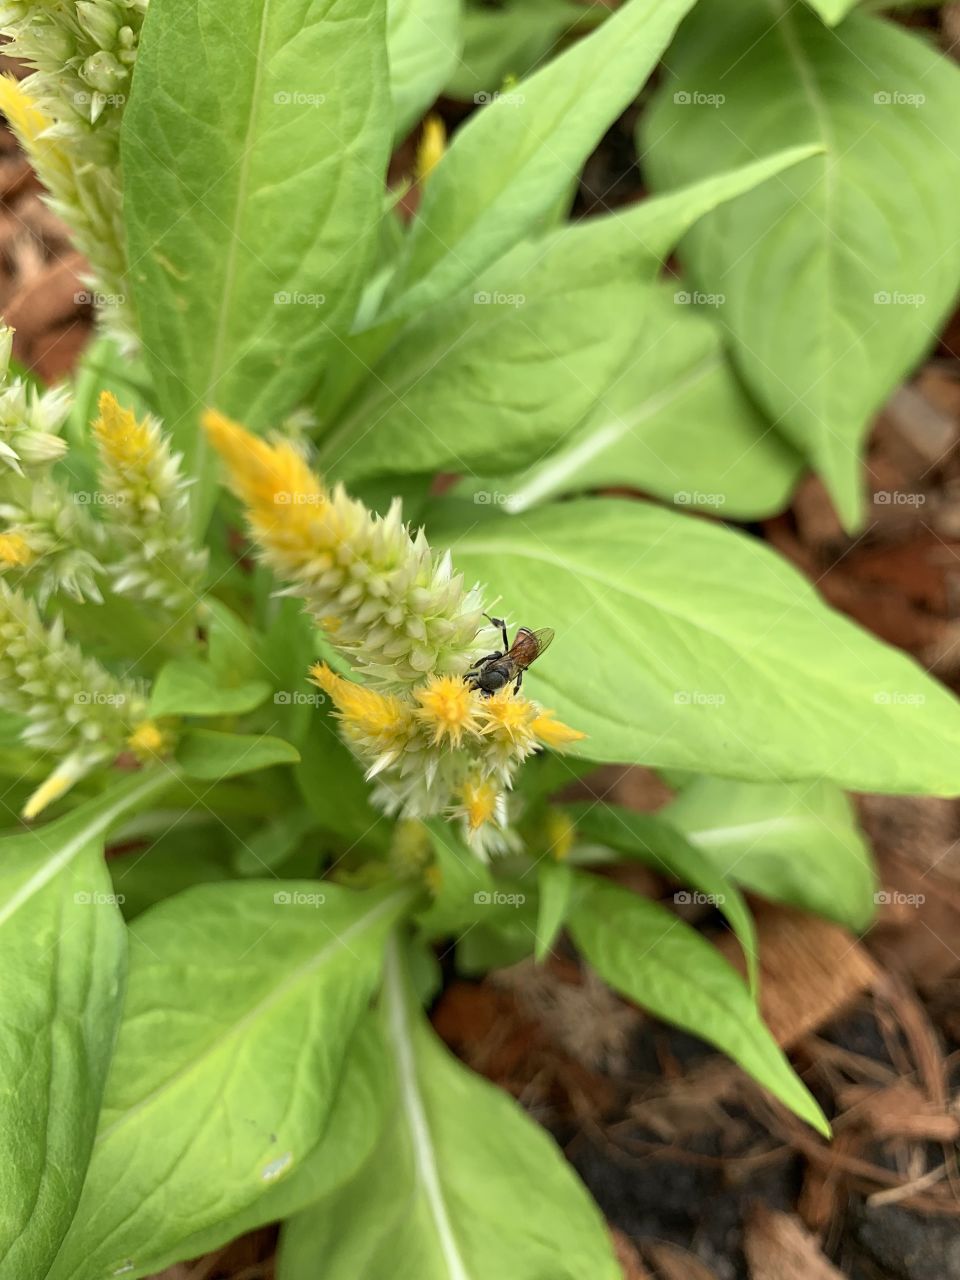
left=468, top=652, right=501, bottom=673
left=484, top=613, right=510, bottom=653
left=514, top=672, right=523, bottom=694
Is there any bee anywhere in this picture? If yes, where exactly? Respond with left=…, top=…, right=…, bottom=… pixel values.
left=465, top=614, right=555, bottom=696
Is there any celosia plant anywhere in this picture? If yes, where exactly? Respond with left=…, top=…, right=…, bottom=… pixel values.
left=2, top=0, right=960, bottom=1277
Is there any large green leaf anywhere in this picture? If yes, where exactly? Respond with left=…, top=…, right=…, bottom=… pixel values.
left=324, top=147, right=817, bottom=482
left=565, top=801, right=758, bottom=992
left=568, top=874, right=828, bottom=1134
left=278, top=936, right=620, bottom=1279
left=484, top=283, right=803, bottom=518
left=323, top=252, right=646, bottom=483
left=432, top=498, right=960, bottom=793
left=388, top=0, right=463, bottom=138
left=643, top=0, right=960, bottom=527
left=663, top=775, right=876, bottom=930
left=47, top=881, right=413, bottom=1280
left=122, top=0, right=392, bottom=523
left=381, top=0, right=697, bottom=316
left=120, top=1016, right=391, bottom=1277
left=0, top=771, right=173, bottom=1280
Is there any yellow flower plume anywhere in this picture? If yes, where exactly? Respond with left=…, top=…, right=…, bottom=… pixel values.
left=0, top=531, right=36, bottom=568
left=414, top=674, right=481, bottom=747
left=94, top=391, right=153, bottom=469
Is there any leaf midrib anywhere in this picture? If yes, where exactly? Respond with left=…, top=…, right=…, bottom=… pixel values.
left=206, top=0, right=274, bottom=402
left=766, top=0, right=836, bottom=429
left=511, top=349, right=722, bottom=508
left=384, top=939, right=472, bottom=1280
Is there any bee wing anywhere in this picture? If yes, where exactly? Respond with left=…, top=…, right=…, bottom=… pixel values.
left=509, top=626, right=555, bottom=667
left=529, top=627, right=555, bottom=657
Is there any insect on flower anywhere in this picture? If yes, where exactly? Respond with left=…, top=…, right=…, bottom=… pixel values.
left=465, top=614, right=555, bottom=696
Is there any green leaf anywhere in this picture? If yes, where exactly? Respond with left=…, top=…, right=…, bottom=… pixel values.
left=446, top=0, right=589, bottom=100
left=804, top=0, right=859, bottom=22
left=663, top=775, right=877, bottom=930
left=323, top=253, right=648, bottom=484
left=122, top=0, right=392, bottom=526
left=326, top=147, right=817, bottom=482
left=121, top=1015, right=391, bottom=1276
left=0, top=771, right=173, bottom=1278
left=278, top=936, right=620, bottom=1280
left=203, top=599, right=265, bottom=685
left=231, top=807, right=321, bottom=875
left=47, top=882, right=414, bottom=1280
left=526, top=144, right=823, bottom=277
left=110, top=820, right=235, bottom=918
left=566, top=801, right=758, bottom=993
left=388, top=0, right=463, bottom=138
left=485, top=282, right=803, bottom=518
left=568, top=874, right=829, bottom=1135
left=175, top=729, right=300, bottom=779
left=432, top=498, right=960, bottom=794
left=535, top=860, right=574, bottom=961
left=381, top=0, right=698, bottom=316
left=643, top=0, right=960, bottom=527
left=149, top=657, right=270, bottom=718
left=295, top=713, right=390, bottom=850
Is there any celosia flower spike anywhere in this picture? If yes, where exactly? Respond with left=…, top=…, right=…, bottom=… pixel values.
left=205, top=412, right=485, bottom=689
left=0, top=330, right=105, bottom=605
left=93, top=392, right=207, bottom=615
left=0, top=579, right=153, bottom=816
